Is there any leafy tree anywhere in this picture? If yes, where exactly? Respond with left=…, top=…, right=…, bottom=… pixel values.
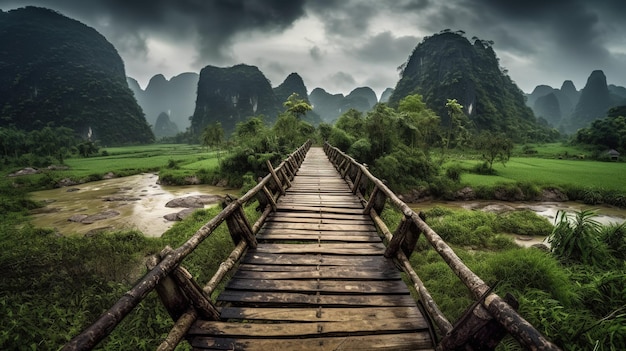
left=440, top=98, right=469, bottom=161
left=317, top=123, right=332, bottom=142
left=334, top=108, right=365, bottom=140
left=283, top=93, right=312, bottom=119
left=201, top=122, right=225, bottom=150
left=364, top=104, right=398, bottom=161
left=474, top=131, right=513, bottom=172
left=397, top=94, right=440, bottom=150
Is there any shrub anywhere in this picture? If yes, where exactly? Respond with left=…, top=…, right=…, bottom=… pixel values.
left=548, top=210, right=611, bottom=267
left=495, top=210, right=553, bottom=236
left=445, top=163, right=463, bottom=182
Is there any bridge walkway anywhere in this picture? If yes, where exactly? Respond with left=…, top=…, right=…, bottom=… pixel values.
left=187, top=147, right=436, bottom=350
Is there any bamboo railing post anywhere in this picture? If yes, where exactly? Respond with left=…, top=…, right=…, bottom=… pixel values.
left=279, top=167, right=292, bottom=188
left=384, top=215, right=422, bottom=259
left=146, top=251, right=189, bottom=321
left=266, top=160, right=285, bottom=195
left=352, top=168, right=363, bottom=195
left=221, top=195, right=257, bottom=248
left=171, top=267, right=220, bottom=320
left=364, top=185, right=387, bottom=215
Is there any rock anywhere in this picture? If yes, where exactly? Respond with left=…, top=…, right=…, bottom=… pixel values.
left=68, top=214, right=89, bottom=222
left=164, top=208, right=196, bottom=221
left=184, top=176, right=201, bottom=185
left=454, top=186, right=476, bottom=200
left=103, top=172, right=116, bottom=179
left=57, top=178, right=78, bottom=187
left=47, top=165, right=69, bottom=170
left=215, top=179, right=228, bottom=187
left=66, top=188, right=80, bottom=192
left=8, top=167, right=39, bottom=177
left=85, top=226, right=113, bottom=237
left=69, top=210, right=120, bottom=224
left=31, top=206, right=61, bottom=214
left=480, top=204, right=516, bottom=213
left=494, top=186, right=525, bottom=201
left=102, top=196, right=141, bottom=202
left=165, top=195, right=223, bottom=208
left=399, top=186, right=431, bottom=203
left=536, top=188, right=568, bottom=202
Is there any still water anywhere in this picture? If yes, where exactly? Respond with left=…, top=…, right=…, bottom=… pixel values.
left=29, top=173, right=237, bottom=237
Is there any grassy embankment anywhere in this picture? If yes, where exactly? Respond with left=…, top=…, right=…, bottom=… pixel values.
left=0, top=144, right=249, bottom=350
left=446, top=143, right=626, bottom=205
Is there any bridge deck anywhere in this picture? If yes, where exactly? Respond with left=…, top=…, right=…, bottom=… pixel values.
left=188, top=147, right=435, bottom=350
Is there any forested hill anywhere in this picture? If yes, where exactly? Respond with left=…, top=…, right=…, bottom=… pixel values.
left=191, top=64, right=282, bottom=137
left=0, top=7, right=154, bottom=145
left=390, top=31, right=545, bottom=141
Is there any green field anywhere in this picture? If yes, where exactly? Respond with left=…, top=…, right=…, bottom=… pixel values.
left=56, top=144, right=221, bottom=178
left=458, top=157, right=626, bottom=191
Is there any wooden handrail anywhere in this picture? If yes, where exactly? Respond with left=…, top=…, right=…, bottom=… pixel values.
left=63, top=140, right=312, bottom=351
left=323, top=142, right=561, bottom=351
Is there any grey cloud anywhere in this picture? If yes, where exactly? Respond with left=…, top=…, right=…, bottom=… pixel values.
left=305, top=0, right=378, bottom=37
left=309, top=46, right=323, bottom=62
left=328, top=71, right=357, bottom=90
left=351, top=31, right=418, bottom=64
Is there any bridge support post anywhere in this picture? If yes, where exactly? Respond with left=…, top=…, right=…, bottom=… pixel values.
left=384, top=214, right=423, bottom=258
left=364, top=186, right=387, bottom=215
left=222, top=195, right=257, bottom=248
left=266, top=160, right=286, bottom=195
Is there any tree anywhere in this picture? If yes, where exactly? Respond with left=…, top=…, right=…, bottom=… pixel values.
left=201, top=122, right=224, bottom=150
left=474, top=131, right=513, bottom=172
left=397, top=94, right=440, bottom=150
left=283, top=93, right=312, bottom=119
left=441, top=98, right=468, bottom=162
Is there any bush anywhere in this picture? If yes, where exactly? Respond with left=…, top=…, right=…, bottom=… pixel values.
left=445, top=163, right=463, bottom=182
left=495, top=210, right=553, bottom=236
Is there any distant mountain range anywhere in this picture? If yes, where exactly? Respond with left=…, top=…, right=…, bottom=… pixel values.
left=3, top=7, right=623, bottom=145
left=526, top=71, right=626, bottom=133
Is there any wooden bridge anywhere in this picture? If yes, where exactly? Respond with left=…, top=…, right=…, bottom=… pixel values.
left=64, top=141, right=560, bottom=351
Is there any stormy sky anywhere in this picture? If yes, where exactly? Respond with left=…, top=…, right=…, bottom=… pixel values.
left=1, top=0, right=625, bottom=97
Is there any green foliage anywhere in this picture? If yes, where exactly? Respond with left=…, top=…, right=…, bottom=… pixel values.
left=474, top=131, right=514, bottom=171
left=548, top=210, right=611, bottom=267
left=575, top=112, right=626, bottom=153
left=495, top=210, right=553, bottom=237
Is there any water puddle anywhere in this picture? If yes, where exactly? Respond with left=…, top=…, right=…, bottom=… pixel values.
left=29, top=173, right=238, bottom=237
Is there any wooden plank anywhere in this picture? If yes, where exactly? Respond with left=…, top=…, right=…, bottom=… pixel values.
left=219, top=306, right=422, bottom=322
left=216, top=291, right=416, bottom=307
left=236, top=262, right=396, bottom=272
left=191, top=332, right=435, bottom=350
left=229, top=267, right=401, bottom=280
left=189, top=318, right=429, bottom=337
left=269, top=212, right=369, bottom=221
left=253, top=243, right=385, bottom=255
left=242, top=253, right=389, bottom=266
left=258, top=228, right=379, bottom=236
left=261, top=222, right=377, bottom=231
left=275, top=205, right=366, bottom=214
left=257, top=233, right=381, bottom=242
left=224, top=279, right=410, bottom=294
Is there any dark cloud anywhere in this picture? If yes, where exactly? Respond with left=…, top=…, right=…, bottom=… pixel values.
left=309, top=46, right=323, bottom=62
left=0, top=0, right=307, bottom=64
left=305, top=0, right=378, bottom=37
left=350, top=31, right=418, bottom=64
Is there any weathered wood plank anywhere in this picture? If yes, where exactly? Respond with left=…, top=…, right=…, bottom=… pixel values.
left=257, top=233, right=381, bottom=242
left=189, top=318, right=428, bottom=337
left=275, top=205, right=364, bottom=214
left=191, top=332, right=435, bottom=350
left=224, top=279, right=410, bottom=294
left=242, top=253, right=388, bottom=266
left=261, top=222, right=377, bottom=231
left=252, top=243, right=385, bottom=255
left=216, top=291, right=416, bottom=307
left=219, top=306, right=422, bottom=322
left=229, top=267, right=401, bottom=280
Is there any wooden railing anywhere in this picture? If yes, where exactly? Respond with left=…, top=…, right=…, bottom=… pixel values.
left=63, top=140, right=312, bottom=351
left=323, top=142, right=561, bottom=351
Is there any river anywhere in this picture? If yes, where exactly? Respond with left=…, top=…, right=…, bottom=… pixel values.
left=29, top=173, right=237, bottom=237
left=29, top=174, right=626, bottom=239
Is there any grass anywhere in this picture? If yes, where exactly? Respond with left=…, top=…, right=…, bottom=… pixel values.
left=457, top=157, right=626, bottom=191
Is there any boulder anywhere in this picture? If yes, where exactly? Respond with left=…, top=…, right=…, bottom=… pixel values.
left=8, top=167, right=39, bottom=177
left=536, top=188, right=568, bottom=202
left=57, top=178, right=78, bottom=187
left=165, top=195, right=223, bottom=208
left=454, top=186, right=476, bottom=200
left=69, top=210, right=120, bottom=224
left=164, top=208, right=196, bottom=221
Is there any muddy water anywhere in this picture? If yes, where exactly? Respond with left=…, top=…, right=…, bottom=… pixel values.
left=411, top=200, right=626, bottom=247
left=29, top=173, right=238, bottom=237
